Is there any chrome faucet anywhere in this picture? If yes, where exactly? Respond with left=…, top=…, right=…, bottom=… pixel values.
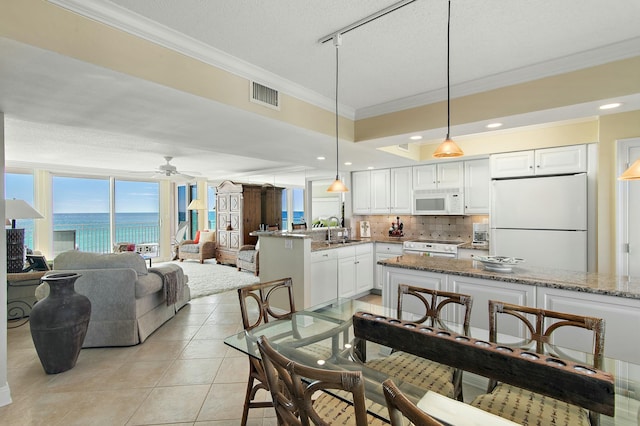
left=327, top=216, right=340, bottom=243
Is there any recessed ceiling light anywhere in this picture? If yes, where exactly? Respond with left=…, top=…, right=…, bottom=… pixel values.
left=367, top=166, right=374, bottom=170
left=599, top=103, right=621, bottom=110
left=344, top=162, right=352, bottom=166
left=317, top=156, right=325, bottom=160
left=486, top=122, right=503, bottom=129
left=410, top=135, right=423, bottom=140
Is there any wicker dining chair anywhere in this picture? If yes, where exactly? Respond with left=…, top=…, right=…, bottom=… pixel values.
left=237, top=278, right=296, bottom=425
left=237, top=278, right=333, bottom=425
left=364, top=284, right=473, bottom=401
left=257, top=335, right=387, bottom=426
left=470, top=300, right=605, bottom=426
left=382, top=379, right=444, bottom=426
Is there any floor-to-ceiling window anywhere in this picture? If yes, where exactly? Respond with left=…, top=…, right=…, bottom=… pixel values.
left=53, top=176, right=110, bottom=253
left=114, top=180, right=160, bottom=246
left=5, top=172, right=36, bottom=250
left=281, top=187, right=305, bottom=230
left=177, top=185, right=187, bottom=224
left=52, top=176, right=160, bottom=254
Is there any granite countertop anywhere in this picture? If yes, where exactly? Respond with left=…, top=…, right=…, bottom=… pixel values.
left=378, top=254, right=640, bottom=299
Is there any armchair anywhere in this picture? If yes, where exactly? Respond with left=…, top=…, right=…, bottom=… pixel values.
left=237, top=225, right=277, bottom=276
left=178, top=230, right=216, bottom=263
left=237, top=241, right=259, bottom=276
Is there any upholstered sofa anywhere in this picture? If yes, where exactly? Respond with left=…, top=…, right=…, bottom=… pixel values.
left=35, top=251, right=190, bottom=348
left=178, top=230, right=216, bottom=263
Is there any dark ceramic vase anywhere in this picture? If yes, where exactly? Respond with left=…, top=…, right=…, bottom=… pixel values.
left=30, top=272, right=91, bottom=374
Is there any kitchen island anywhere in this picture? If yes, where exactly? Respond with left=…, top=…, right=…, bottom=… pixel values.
left=379, top=254, right=640, bottom=364
left=257, top=231, right=405, bottom=310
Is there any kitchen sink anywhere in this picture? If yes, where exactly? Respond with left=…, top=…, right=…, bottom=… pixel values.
left=326, top=239, right=362, bottom=245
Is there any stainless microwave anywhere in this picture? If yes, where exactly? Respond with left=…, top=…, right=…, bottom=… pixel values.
left=412, top=188, right=464, bottom=215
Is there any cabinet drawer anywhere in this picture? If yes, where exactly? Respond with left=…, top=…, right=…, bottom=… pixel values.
left=375, top=243, right=403, bottom=255
left=355, top=243, right=372, bottom=256
left=311, top=249, right=338, bottom=262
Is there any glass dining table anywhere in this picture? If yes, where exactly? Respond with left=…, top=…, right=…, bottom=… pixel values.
left=224, top=298, right=640, bottom=425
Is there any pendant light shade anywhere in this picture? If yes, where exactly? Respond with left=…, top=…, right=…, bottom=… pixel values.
left=433, top=0, right=463, bottom=159
left=327, top=34, right=349, bottom=193
left=619, top=159, right=640, bottom=180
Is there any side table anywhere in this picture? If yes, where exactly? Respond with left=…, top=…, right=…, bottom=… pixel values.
left=7, top=271, right=46, bottom=328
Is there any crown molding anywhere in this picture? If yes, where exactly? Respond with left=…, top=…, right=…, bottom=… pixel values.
left=48, top=1, right=638, bottom=122
left=356, top=37, right=640, bottom=119
left=47, top=0, right=356, bottom=120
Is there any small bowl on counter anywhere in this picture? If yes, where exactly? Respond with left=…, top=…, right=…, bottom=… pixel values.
left=472, top=255, right=524, bottom=272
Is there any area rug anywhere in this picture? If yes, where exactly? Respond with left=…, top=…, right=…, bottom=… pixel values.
left=154, top=260, right=259, bottom=299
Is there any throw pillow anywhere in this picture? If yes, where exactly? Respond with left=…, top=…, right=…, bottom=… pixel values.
left=199, top=230, right=215, bottom=244
left=194, top=230, right=201, bottom=244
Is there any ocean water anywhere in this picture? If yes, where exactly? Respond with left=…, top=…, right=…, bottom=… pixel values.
left=16, top=212, right=160, bottom=253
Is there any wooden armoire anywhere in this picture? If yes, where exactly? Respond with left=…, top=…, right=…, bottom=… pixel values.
left=215, top=180, right=283, bottom=265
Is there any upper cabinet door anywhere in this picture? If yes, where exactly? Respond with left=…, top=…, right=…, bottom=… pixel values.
left=491, top=145, right=587, bottom=178
left=464, top=159, right=490, bottom=214
left=535, top=145, right=587, bottom=175
left=370, top=169, right=391, bottom=214
left=391, top=167, right=413, bottom=214
left=352, top=171, right=372, bottom=214
left=413, top=164, right=438, bottom=190
left=437, top=162, right=464, bottom=189
left=414, top=163, right=463, bottom=189
left=490, top=151, right=535, bottom=178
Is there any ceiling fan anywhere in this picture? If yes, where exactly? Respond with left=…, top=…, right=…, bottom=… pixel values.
left=144, top=156, right=201, bottom=180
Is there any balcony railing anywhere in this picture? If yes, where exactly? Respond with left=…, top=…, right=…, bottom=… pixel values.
left=54, top=222, right=160, bottom=254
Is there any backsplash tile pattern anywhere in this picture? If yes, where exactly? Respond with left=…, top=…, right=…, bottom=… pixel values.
left=352, top=214, right=489, bottom=242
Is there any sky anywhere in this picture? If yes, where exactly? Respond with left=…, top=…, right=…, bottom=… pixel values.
left=5, top=173, right=160, bottom=213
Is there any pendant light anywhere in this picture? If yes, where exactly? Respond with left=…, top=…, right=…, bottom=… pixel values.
left=433, top=0, right=464, bottom=158
left=619, top=159, right=640, bottom=180
left=327, top=34, right=349, bottom=193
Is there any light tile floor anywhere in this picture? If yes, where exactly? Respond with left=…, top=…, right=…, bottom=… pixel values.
left=2, top=291, right=383, bottom=425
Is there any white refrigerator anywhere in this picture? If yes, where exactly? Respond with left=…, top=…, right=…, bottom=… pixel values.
left=491, top=174, right=588, bottom=271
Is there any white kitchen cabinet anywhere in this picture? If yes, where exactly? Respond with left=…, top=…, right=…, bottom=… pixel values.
left=464, top=159, right=490, bottom=214
left=413, top=162, right=463, bottom=190
left=382, top=267, right=447, bottom=317
left=390, top=167, right=413, bottom=214
left=355, top=243, right=374, bottom=294
left=375, top=243, right=403, bottom=291
left=537, top=286, right=640, bottom=364
left=448, top=275, right=536, bottom=334
left=535, top=145, right=587, bottom=175
left=371, top=169, right=391, bottom=214
left=352, top=171, right=372, bottom=214
left=337, top=244, right=374, bottom=299
left=457, top=248, right=489, bottom=259
left=490, top=145, right=587, bottom=178
left=352, top=168, right=412, bottom=214
left=338, top=248, right=356, bottom=299
left=310, top=250, right=338, bottom=306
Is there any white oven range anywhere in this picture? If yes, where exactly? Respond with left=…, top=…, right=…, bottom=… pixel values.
left=402, top=239, right=464, bottom=258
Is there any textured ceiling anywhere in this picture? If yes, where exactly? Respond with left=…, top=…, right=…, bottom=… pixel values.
left=2, top=0, right=640, bottom=186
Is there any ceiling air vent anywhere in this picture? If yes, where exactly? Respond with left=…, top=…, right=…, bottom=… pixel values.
left=250, top=81, right=280, bottom=110
left=397, top=143, right=410, bottom=152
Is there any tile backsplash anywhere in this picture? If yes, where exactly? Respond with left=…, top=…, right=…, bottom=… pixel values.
left=351, top=214, right=489, bottom=242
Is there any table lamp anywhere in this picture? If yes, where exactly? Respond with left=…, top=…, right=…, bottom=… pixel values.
left=5, top=199, right=44, bottom=273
